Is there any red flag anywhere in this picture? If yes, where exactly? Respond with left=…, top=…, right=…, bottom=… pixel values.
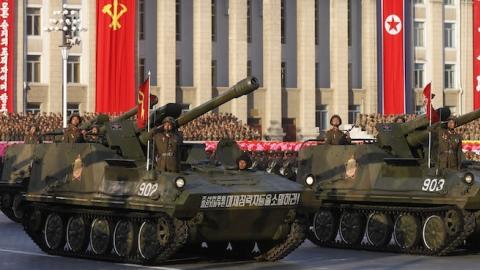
left=474, top=1, right=480, bottom=109
left=96, top=0, right=136, bottom=113
left=422, top=83, right=439, bottom=123
left=382, top=0, right=405, bottom=114
left=137, top=78, right=149, bottom=129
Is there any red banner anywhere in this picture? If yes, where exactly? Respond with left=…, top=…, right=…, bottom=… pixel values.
left=382, top=0, right=405, bottom=114
left=474, top=1, right=480, bottom=109
left=0, top=0, right=14, bottom=112
left=96, top=0, right=136, bottom=113
left=137, top=77, right=149, bottom=129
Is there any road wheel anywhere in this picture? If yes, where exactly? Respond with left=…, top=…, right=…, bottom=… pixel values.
left=422, top=215, right=447, bottom=252
left=339, top=211, right=365, bottom=245
left=393, top=214, right=420, bottom=249
left=366, top=212, right=393, bottom=247
left=44, top=213, right=65, bottom=250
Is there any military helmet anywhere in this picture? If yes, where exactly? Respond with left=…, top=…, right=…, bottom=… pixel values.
left=162, top=116, right=176, bottom=125
left=446, top=115, right=457, bottom=125
left=236, top=153, right=253, bottom=169
left=330, top=114, right=342, bottom=126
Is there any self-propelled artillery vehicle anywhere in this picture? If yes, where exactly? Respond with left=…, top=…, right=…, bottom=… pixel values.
left=298, top=108, right=480, bottom=255
left=1, top=77, right=313, bottom=265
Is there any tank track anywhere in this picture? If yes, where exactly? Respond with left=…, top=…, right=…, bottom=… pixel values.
left=23, top=203, right=189, bottom=265
left=308, top=204, right=476, bottom=256
left=255, top=218, right=306, bottom=261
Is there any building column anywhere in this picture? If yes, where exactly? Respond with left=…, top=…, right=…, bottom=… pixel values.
left=330, top=0, right=349, bottom=124
left=85, top=0, right=97, bottom=112
left=157, top=0, right=176, bottom=105
left=426, top=0, right=444, bottom=108
left=229, top=0, right=248, bottom=123
left=362, top=0, right=378, bottom=114
left=15, top=0, right=25, bottom=112
left=193, top=0, right=212, bottom=106
left=297, top=0, right=319, bottom=140
left=263, top=0, right=284, bottom=141
left=46, top=0, right=63, bottom=113
left=460, top=0, right=473, bottom=113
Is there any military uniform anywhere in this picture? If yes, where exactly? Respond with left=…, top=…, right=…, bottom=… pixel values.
left=63, top=126, right=82, bottom=143
left=437, top=128, right=462, bottom=170
left=153, top=131, right=182, bottom=173
left=325, top=129, right=351, bottom=145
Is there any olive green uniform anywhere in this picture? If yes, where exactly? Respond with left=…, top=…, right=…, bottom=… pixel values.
left=437, top=128, right=462, bottom=170
left=63, top=126, right=82, bottom=143
left=153, top=131, right=182, bottom=172
left=325, top=129, right=351, bottom=145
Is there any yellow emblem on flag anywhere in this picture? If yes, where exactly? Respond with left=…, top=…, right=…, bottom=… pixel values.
left=102, top=0, right=128, bottom=31
left=138, top=91, right=145, bottom=120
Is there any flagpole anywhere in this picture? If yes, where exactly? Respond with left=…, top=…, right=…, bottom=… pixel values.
left=146, top=71, right=152, bottom=171
left=428, top=91, right=432, bottom=169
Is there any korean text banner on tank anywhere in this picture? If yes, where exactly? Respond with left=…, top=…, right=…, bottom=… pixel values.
left=96, top=0, right=136, bottom=113
left=0, top=0, right=14, bottom=113
left=381, top=0, right=405, bottom=114
left=474, top=0, right=480, bottom=109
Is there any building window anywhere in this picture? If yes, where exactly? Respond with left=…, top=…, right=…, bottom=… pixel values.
left=315, top=0, right=319, bottom=45
left=26, top=8, right=40, bottom=36
left=247, top=60, right=252, bottom=77
left=414, top=63, right=424, bottom=88
left=315, top=105, right=328, bottom=132
left=443, top=0, right=454, bottom=5
left=348, top=105, right=360, bottom=125
left=176, top=59, right=181, bottom=86
left=413, top=0, right=424, bottom=4
left=139, top=0, right=145, bottom=40
left=139, top=58, right=146, bottom=79
left=67, top=103, right=79, bottom=116
left=26, top=103, right=41, bottom=114
left=414, top=21, right=424, bottom=47
left=444, top=64, right=455, bottom=89
left=315, top=62, right=319, bottom=88
left=67, top=56, right=80, bottom=83
left=212, top=0, right=216, bottom=42
left=281, top=62, right=286, bottom=88
left=212, top=60, right=217, bottom=86
left=26, top=55, right=41, bottom=83
left=176, top=0, right=181, bottom=41
left=415, top=105, right=424, bottom=115
left=247, top=0, right=252, bottom=43
left=444, top=23, right=455, bottom=48
left=281, top=0, right=286, bottom=44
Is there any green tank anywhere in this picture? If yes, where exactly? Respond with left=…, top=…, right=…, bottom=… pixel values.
left=2, top=77, right=312, bottom=265
left=298, top=108, right=480, bottom=255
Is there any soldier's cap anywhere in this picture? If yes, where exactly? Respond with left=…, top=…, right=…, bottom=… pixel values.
left=330, top=114, right=342, bottom=126
left=69, top=114, right=82, bottom=124
left=162, top=116, right=176, bottom=125
left=236, top=153, right=252, bottom=168
left=446, top=116, right=457, bottom=124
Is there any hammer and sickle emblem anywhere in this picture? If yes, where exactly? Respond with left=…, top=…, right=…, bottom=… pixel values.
left=138, top=91, right=145, bottom=120
left=102, top=0, right=128, bottom=30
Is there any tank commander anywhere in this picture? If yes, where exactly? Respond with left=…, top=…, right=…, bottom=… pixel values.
left=63, top=114, right=85, bottom=143
left=236, top=153, right=252, bottom=171
left=85, top=126, right=104, bottom=144
left=437, top=116, right=462, bottom=171
left=153, top=117, right=183, bottom=173
left=325, top=115, right=351, bottom=145
left=24, top=125, right=41, bottom=144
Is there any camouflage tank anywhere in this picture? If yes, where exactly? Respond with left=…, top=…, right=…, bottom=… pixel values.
left=298, top=107, right=480, bottom=255
left=2, top=77, right=312, bottom=265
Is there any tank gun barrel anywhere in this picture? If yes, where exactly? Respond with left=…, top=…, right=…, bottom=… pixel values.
left=175, top=76, right=259, bottom=127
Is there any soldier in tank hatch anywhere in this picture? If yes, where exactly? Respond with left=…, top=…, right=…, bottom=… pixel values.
left=437, top=116, right=463, bottom=171
left=24, top=125, right=41, bottom=144
left=152, top=116, right=183, bottom=173
left=236, top=153, right=253, bottom=171
left=324, top=115, right=351, bottom=145
left=63, top=114, right=85, bottom=143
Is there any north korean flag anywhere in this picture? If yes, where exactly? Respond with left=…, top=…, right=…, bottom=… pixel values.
left=381, top=0, right=406, bottom=114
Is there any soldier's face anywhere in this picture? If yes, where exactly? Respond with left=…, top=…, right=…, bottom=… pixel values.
left=71, top=117, right=80, bottom=126
left=238, top=160, right=248, bottom=170
left=331, top=118, right=340, bottom=126
left=164, top=122, right=173, bottom=131
left=447, top=120, right=456, bottom=129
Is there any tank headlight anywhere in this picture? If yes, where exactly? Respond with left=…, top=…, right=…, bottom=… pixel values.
left=175, top=177, right=186, bottom=189
left=464, top=173, right=474, bottom=185
left=305, top=175, right=315, bottom=186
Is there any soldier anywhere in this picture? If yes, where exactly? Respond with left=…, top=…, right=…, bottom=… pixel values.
left=236, top=153, right=252, bottom=171
left=437, top=116, right=463, bottom=170
left=325, top=115, right=351, bottom=145
left=64, top=114, right=84, bottom=143
left=24, top=125, right=41, bottom=144
left=394, top=116, right=406, bottom=123
left=153, top=117, right=183, bottom=173
left=85, top=126, right=105, bottom=144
